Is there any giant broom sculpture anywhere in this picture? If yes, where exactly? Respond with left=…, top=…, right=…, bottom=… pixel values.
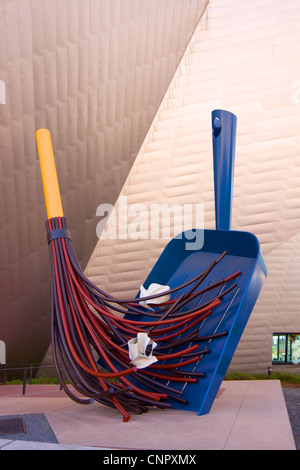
left=37, top=110, right=267, bottom=421
left=36, top=127, right=241, bottom=422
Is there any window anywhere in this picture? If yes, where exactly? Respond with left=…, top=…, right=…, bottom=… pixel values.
left=272, top=333, right=300, bottom=364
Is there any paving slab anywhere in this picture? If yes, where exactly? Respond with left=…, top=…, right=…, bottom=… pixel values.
left=0, top=380, right=296, bottom=450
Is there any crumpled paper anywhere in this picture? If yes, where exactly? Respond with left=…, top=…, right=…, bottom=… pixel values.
left=139, top=283, right=170, bottom=307
left=128, top=332, right=158, bottom=369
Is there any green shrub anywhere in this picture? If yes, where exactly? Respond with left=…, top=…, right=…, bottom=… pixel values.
left=4, top=377, right=59, bottom=385
left=224, top=371, right=300, bottom=385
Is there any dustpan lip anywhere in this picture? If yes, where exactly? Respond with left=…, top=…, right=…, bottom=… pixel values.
left=168, top=227, right=262, bottom=259
left=140, top=228, right=266, bottom=298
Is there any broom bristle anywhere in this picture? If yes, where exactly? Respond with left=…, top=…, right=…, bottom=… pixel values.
left=46, top=216, right=240, bottom=422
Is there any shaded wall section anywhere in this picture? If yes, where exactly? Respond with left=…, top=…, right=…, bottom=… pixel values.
left=0, top=0, right=209, bottom=365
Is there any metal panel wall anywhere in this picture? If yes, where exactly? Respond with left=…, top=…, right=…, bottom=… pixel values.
left=85, top=0, right=300, bottom=374
left=0, top=0, right=208, bottom=365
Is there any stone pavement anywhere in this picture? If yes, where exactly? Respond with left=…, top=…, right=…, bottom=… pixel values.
left=0, top=380, right=296, bottom=450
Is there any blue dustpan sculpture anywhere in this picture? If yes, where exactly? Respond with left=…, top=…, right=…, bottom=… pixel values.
left=137, top=109, right=267, bottom=415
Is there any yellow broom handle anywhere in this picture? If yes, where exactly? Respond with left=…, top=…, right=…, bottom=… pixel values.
left=36, top=129, right=64, bottom=219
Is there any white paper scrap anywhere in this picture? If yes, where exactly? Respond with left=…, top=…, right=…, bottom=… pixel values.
left=128, top=332, right=158, bottom=369
left=139, top=283, right=170, bottom=307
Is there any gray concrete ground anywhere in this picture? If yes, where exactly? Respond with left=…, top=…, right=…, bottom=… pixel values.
left=0, top=380, right=297, bottom=451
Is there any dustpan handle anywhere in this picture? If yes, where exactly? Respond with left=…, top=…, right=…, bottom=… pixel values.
left=212, top=109, right=237, bottom=231
left=36, top=129, right=64, bottom=219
